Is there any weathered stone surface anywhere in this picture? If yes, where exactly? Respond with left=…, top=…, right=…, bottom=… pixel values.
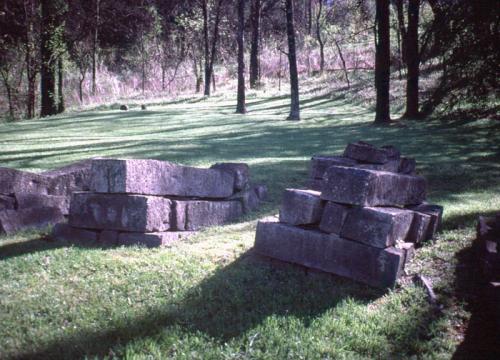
left=118, top=231, right=194, bottom=248
left=397, top=242, right=416, bottom=267
left=228, top=187, right=260, bottom=213
left=254, top=184, right=268, bottom=201
left=406, top=203, right=443, bottom=240
left=279, top=189, right=324, bottom=225
left=358, top=159, right=400, bottom=173
left=319, top=202, right=351, bottom=234
left=42, top=159, right=93, bottom=195
left=52, top=223, right=98, bottom=244
left=210, top=163, right=249, bottom=191
left=69, top=192, right=172, bottom=232
left=340, top=207, right=414, bottom=248
left=306, top=179, right=324, bottom=192
left=91, top=158, right=234, bottom=198
left=100, top=230, right=119, bottom=246
left=0, top=207, right=64, bottom=235
left=309, top=155, right=358, bottom=179
left=15, top=193, right=70, bottom=215
left=0, top=195, right=15, bottom=211
left=476, top=216, right=500, bottom=243
left=171, top=200, right=243, bottom=231
left=254, top=218, right=405, bottom=288
left=343, top=142, right=400, bottom=164
left=0, top=167, right=49, bottom=195
left=398, top=157, right=416, bottom=175
left=405, top=211, right=432, bottom=244
left=321, top=166, right=427, bottom=206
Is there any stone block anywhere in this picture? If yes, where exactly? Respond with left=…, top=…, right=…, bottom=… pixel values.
left=279, top=189, right=324, bottom=225
left=398, top=157, right=416, bottom=175
left=477, top=216, right=500, bottom=243
left=52, top=223, right=99, bottom=244
left=90, top=158, right=234, bottom=198
left=309, top=155, right=358, bottom=179
left=306, top=179, right=324, bottom=191
left=321, top=166, right=427, bottom=206
left=42, top=159, right=93, bottom=195
left=210, top=163, right=250, bottom=191
left=340, top=207, right=414, bottom=248
left=171, top=200, right=243, bottom=231
left=0, top=195, right=15, bottom=211
left=0, top=167, right=49, bottom=195
left=358, top=159, right=400, bottom=173
left=117, top=231, right=194, bottom=248
left=228, top=187, right=260, bottom=213
left=343, top=142, right=400, bottom=164
left=100, top=230, right=119, bottom=246
left=254, top=218, right=405, bottom=288
left=15, top=193, right=70, bottom=215
left=254, top=184, right=268, bottom=201
left=69, top=192, right=172, bottom=232
left=319, top=202, right=351, bottom=234
left=405, top=211, right=432, bottom=244
left=0, top=207, right=64, bottom=235
left=406, top=203, right=443, bottom=240
left=397, top=242, right=416, bottom=267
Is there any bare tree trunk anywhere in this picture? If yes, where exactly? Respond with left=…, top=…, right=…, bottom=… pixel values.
left=236, top=0, right=246, bottom=113
left=316, top=0, right=324, bottom=73
left=374, top=0, right=391, bottom=124
left=249, top=0, right=261, bottom=89
left=79, top=73, right=85, bottom=103
left=393, top=0, right=407, bottom=65
left=1, top=72, right=14, bottom=119
left=278, top=50, right=282, bottom=92
left=40, top=0, right=58, bottom=117
left=92, top=0, right=100, bottom=96
left=285, top=0, right=300, bottom=120
left=334, top=38, right=350, bottom=88
left=203, top=0, right=224, bottom=96
left=403, top=0, right=420, bottom=118
left=202, top=0, right=210, bottom=95
left=57, top=55, right=65, bottom=113
left=24, top=0, right=37, bottom=119
left=307, top=0, right=312, bottom=35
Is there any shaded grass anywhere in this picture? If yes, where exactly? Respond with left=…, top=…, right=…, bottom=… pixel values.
left=0, top=86, right=499, bottom=359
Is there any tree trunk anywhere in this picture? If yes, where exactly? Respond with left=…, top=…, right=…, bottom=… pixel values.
left=285, top=0, right=300, bottom=120
left=307, top=0, right=312, bottom=35
left=249, top=0, right=261, bottom=89
left=374, top=0, right=391, bottom=124
left=40, top=0, right=58, bottom=117
left=316, top=0, right=324, bottom=73
left=334, top=38, right=350, bottom=88
left=403, top=0, right=420, bottom=118
left=79, top=73, right=85, bottom=103
left=57, top=55, right=65, bottom=113
left=24, top=0, right=37, bottom=119
left=92, top=0, right=100, bottom=96
left=236, top=0, right=246, bottom=114
left=393, top=0, right=407, bottom=65
left=207, top=0, right=223, bottom=96
left=202, top=0, right=210, bottom=96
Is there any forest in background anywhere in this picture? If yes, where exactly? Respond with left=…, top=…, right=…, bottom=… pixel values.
left=0, top=0, right=498, bottom=121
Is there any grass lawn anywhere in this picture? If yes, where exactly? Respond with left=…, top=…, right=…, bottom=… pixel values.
left=1, top=86, right=499, bottom=359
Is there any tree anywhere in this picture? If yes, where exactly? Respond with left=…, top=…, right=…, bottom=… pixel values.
left=285, top=0, right=300, bottom=120
left=402, top=0, right=420, bottom=119
left=315, top=0, right=325, bottom=73
left=235, top=0, right=246, bottom=113
left=249, top=0, right=261, bottom=89
left=202, top=0, right=224, bottom=96
left=374, top=0, right=391, bottom=124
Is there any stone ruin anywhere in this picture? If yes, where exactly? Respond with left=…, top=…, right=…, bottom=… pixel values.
left=52, top=159, right=266, bottom=247
left=254, top=141, right=443, bottom=288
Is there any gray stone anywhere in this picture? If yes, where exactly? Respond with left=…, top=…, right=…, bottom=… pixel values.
left=210, top=163, right=250, bottom=191
left=306, top=178, right=324, bottom=191
left=405, top=211, right=432, bottom=244
left=398, top=157, right=417, bottom=175
left=15, top=193, right=70, bottom=215
left=171, top=200, right=243, bottom=231
left=69, top=192, right=172, bottom=232
left=42, top=159, right=93, bottom=195
left=90, top=158, right=234, bottom=198
left=397, top=242, right=416, bottom=267
left=321, top=166, right=427, bottom=206
left=0, top=207, right=64, bottom=235
left=344, top=142, right=400, bottom=164
left=120, top=105, right=128, bottom=111
left=0, top=167, right=49, bottom=195
left=0, top=195, right=15, bottom=211
left=254, top=184, right=268, bottom=201
left=279, top=189, right=324, bottom=225
left=99, top=230, right=119, bottom=246
left=117, top=231, right=194, bottom=248
left=357, top=159, right=400, bottom=173
left=52, top=223, right=99, bottom=244
left=228, top=188, right=260, bottom=213
left=309, top=155, right=358, bottom=179
left=406, top=203, right=443, bottom=240
left=340, top=207, right=414, bottom=248
left=319, top=202, right=351, bottom=234
left=254, top=218, right=405, bottom=288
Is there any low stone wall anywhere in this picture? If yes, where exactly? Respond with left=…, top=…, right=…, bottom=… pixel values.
left=53, top=159, right=266, bottom=247
left=254, top=141, right=443, bottom=288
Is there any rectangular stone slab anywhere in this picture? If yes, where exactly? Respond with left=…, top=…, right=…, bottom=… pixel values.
left=398, top=157, right=416, bottom=175
left=321, top=166, right=427, bottom=206
left=306, top=179, right=324, bottom=192
left=51, top=223, right=99, bottom=244
left=254, top=218, right=405, bottom=288
left=171, top=200, right=243, bottom=231
left=16, top=193, right=70, bottom=215
left=357, top=159, right=400, bottom=173
left=0, top=207, right=64, bottom=235
left=279, top=189, right=324, bottom=225
left=0, top=167, right=49, bottom=195
left=90, top=158, right=234, bottom=198
left=69, top=192, right=172, bottom=232
left=210, top=163, right=250, bottom=191
left=405, top=211, right=432, bottom=244
left=319, top=202, right=351, bottom=234
left=340, top=207, right=414, bottom=248
left=343, top=142, right=400, bottom=164
left=42, top=159, right=93, bottom=195
left=0, top=195, right=15, bottom=211
left=309, top=155, right=358, bottom=179
left=406, top=203, right=443, bottom=240
left=118, top=231, right=194, bottom=248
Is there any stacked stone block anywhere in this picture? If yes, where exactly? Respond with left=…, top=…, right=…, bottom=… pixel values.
left=255, top=142, right=443, bottom=288
left=53, top=158, right=266, bottom=247
left=0, top=160, right=92, bottom=234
